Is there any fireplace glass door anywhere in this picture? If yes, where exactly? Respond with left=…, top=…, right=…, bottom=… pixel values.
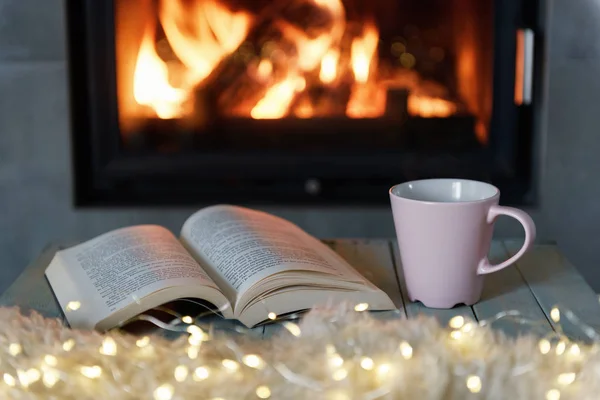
left=68, top=0, right=539, bottom=205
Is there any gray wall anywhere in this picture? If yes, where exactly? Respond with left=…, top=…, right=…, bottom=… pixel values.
left=1, top=0, right=599, bottom=294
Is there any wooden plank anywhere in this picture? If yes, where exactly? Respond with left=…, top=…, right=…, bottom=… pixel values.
left=391, top=240, right=477, bottom=327
left=472, top=241, right=554, bottom=337
left=263, top=239, right=405, bottom=339
left=505, top=241, right=600, bottom=341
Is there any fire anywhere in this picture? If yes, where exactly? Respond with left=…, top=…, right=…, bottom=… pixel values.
left=320, top=49, right=339, bottom=84
left=133, top=24, right=186, bottom=119
left=159, top=0, right=252, bottom=85
left=126, top=0, right=461, bottom=123
left=251, top=75, right=305, bottom=119
left=351, top=22, right=379, bottom=84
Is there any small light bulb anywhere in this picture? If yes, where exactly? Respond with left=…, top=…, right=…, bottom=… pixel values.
left=193, top=366, right=210, bottom=381
left=283, top=322, right=302, bottom=337
left=328, top=354, right=344, bottom=368
left=256, top=385, right=271, bottom=399
left=136, top=336, right=150, bottom=348
left=556, top=341, right=566, bottom=355
left=25, top=368, right=40, bottom=383
left=354, top=303, right=369, bottom=312
left=66, top=301, right=81, bottom=311
left=3, top=373, right=15, bottom=387
left=174, top=365, right=188, bottom=382
left=222, top=359, right=239, bottom=372
left=569, top=344, right=581, bottom=356
left=100, top=337, right=117, bottom=356
left=376, top=363, right=391, bottom=377
left=450, top=330, right=462, bottom=340
left=44, top=354, right=58, bottom=366
left=360, top=357, right=374, bottom=370
left=449, top=315, right=465, bottom=329
left=187, top=346, right=199, bottom=359
left=466, top=375, right=482, bottom=393
left=8, top=343, right=22, bottom=356
left=399, top=341, right=413, bottom=359
left=550, top=307, right=560, bottom=323
left=461, top=323, right=473, bottom=333
left=557, top=372, right=576, bottom=385
left=332, top=368, right=348, bottom=381
left=546, top=388, right=561, bottom=400
left=80, top=365, right=102, bottom=379
left=538, top=339, right=551, bottom=354
left=182, top=316, right=193, bottom=324
left=268, top=312, right=277, bottom=320
left=154, top=383, right=174, bottom=400
left=42, top=370, right=59, bottom=388
left=242, top=354, right=265, bottom=369
left=62, top=339, right=75, bottom=352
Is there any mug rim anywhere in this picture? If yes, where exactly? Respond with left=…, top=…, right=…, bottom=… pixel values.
left=389, top=178, right=500, bottom=205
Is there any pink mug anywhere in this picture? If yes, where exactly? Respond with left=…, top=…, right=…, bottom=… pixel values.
left=389, top=179, right=536, bottom=308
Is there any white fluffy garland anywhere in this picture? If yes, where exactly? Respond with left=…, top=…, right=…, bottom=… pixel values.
left=0, top=306, right=598, bottom=399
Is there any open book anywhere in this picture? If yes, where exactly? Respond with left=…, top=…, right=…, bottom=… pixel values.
left=45, top=205, right=395, bottom=331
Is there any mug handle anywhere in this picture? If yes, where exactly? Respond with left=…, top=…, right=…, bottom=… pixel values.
left=477, top=205, right=536, bottom=275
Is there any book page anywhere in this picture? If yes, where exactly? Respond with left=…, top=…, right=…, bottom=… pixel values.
left=180, top=205, right=364, bottom=299
left=46, top=225, right=221, bottom=328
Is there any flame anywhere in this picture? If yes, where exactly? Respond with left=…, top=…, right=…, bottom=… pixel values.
left=351, top=22, right=379, bottom=84
left=133, top=24, right=186, bottom=119
left=408, top=95, right=457, bottom=118
left=159, top=0, right=252, bottom=85
left=251, top=75, right=305, bottom=119
left=320, top=49, right=339, bottom=84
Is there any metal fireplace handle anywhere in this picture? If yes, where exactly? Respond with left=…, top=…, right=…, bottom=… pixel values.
left=515, top=28, right=535, bottom=106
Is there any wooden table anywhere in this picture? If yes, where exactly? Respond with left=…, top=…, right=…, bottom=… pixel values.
left=2, top=240, right=600, bottom=341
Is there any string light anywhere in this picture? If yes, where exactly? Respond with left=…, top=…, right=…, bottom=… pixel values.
left=461, top=323, right=473, bottom=333
left=268, top=312, right=277, bottom=320
left=328, top=353, right=344, bottom=368
left=450, top=330, right=462, bottom=340
left=3, top=373, right=15, bottom=387
left=62, top=339, right=75, bottom=352
left=66, top=301, right=81, bottom=311
left=539, top=339, right=551, bottom=355
left=466, top=375, right=482, bottom=393
left=569, top=344, right=581, bottom=356
left=222, top=359, right=240, bottom=372
left=100, top=337, right=117, bottom=356
left=174, top=365, right=188, bottom=382
left=283, top=322, right=302, bottom=337
left=44, top=354, right=58, bottom=366
left=243, top=354, right=265, bottom=369
left=9, top=343, right=22, bottom=356
left=255, top=385, right=271, bottom=399
left=193, top=366, right=210, bottom=381
left=546, top=388, right=561, bottom=400
left=550, top=308, right=560, bottom=323
left=449, top=316, right=465, bottom=329
left=42, top=369, right=60, bottom=388
left=187, top=346, right=199, bottom=359
left=376, top=363, right=391, bottom=378
left=182, top=316, right=193, bottom=324
left=360, top=357, right=374, bottom=370
left=399, top=341, right=413, bottom=360
left=332, top=368, right=348, bottom=381
left=154, top=384, right=174, bottom=400
left=354, top=303, right=369, bottom=312
left=136, top=336, right=150, bottom=348
left=556, top=341, right=566, bottom=356
left=80, top=365, right=102, bottom=379
left=557, top=372, right=576, bottom=385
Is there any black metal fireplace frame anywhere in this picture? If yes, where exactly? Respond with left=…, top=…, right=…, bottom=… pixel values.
left=67, top=0, right=543, bottom=207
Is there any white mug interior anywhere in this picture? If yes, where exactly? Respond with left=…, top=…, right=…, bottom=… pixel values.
left=390, top=179, right=499, bottom=203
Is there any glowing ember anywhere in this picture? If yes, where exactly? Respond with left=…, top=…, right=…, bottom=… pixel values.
left=408, top=95, right=457, bottom=118
left=251, top=75, right=305, bottom=119
left=320, top=49, right=340, bottom=84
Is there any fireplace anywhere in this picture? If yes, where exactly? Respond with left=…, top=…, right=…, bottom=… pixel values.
left=67, top=0, right=540, bottom=206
